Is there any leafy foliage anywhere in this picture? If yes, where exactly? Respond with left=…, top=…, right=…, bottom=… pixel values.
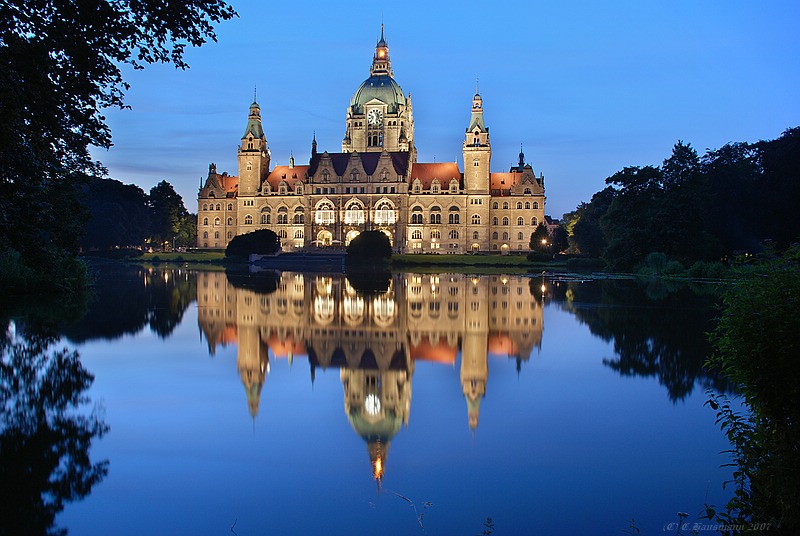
left=705, top=252, right=800, bottom=534
left=225, top=229, right=281, bottom=258
left=529, top=223, right=550, bottom=252
left=0, top=0, right=236, bottom=290
left=567, top=129, right=800, bottom=270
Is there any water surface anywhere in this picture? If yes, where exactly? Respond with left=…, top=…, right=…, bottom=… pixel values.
left=4, top=266, right=734, bottom=535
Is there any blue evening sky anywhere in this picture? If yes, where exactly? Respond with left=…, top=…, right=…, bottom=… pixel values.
left=91, top=0, right=800, bottom=218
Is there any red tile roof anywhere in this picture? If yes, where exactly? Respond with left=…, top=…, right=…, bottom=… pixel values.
left=265, top=165, right=309, bottom=189
left=489, top=171, right=522, bottom=191
left=409, top=162, right=462, bottom=189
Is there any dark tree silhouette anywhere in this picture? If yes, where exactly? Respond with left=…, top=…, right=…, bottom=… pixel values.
left=0, top=0, right=236, bottom=290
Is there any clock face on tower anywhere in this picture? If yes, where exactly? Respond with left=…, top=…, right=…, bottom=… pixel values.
left=368, top=109, right=384, bottom=125
left=365, top=393, right=381, bottom=416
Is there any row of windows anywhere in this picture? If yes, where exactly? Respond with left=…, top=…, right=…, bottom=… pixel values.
left=314, top=186, right=397, bottom=195
left=202, top=203, right=233, bottom=211
left=409, top=230, right=529, bottom=241
left=493, top=201, right=539, bottom=210
left=202, top=229, right=305, bottom=240
left=203, top=198, right=539, bottom=213
left=206, top=214, right=538, bottom=227
left=411, top=180, right=460, bottom=195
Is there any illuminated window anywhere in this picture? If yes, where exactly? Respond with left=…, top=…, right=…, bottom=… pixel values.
left=374, top=201, right=395, bottom=225
left=315, top=202, right=335, bottom=224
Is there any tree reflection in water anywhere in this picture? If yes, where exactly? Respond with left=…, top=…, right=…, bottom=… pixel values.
left=546, top=278, right=733, bottom=402
left=64, top=265, right=196, bottom=342
left=0, top=323, right=108, bottom=536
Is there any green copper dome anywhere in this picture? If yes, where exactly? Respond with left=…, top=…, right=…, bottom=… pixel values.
left=350, top=74, right=406, bottom=114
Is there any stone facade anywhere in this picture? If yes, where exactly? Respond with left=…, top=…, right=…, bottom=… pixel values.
left=197, top=27, right=546, bottom=253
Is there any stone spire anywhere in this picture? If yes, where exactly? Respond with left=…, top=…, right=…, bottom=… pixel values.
left=370, top=24, right=392, bottom=77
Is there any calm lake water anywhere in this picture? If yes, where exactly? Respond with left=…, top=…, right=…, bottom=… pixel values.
left=3, top=265, right=736, bottom=535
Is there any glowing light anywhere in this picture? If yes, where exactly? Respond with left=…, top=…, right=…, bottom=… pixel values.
left=541, top=284, right=546, bottom=294
left=374, top=457, right=383, bottom=479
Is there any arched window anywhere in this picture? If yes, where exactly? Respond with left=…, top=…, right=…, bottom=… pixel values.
left=412, top=180, right=422, bottom=194
left=203, top=218, right=208, bottom=225
left=524, top=188, right=532, bottom=194
left=374, top=200, right=395, bottom=225
left=449, top=180, right=459, bottom=193
left=228, top=203, right=233, bottom=210
left=502, top=202, right=509, bottom=210
left=431, top=180, right=440, bottom=194
left=492, top=201, right=498, bottom=209
left=214, top=231, right=220, bottom=239
left=525, top=202, right=531, bottom=210
left=502, top=217, right=509, bottom=226
left=315, top=202, right=335, bottom=224
left=216, top=204, right=221, bottom=211
left=517, top=217, right=524, bottom=226
left=277, top=206, right=288, bottom=224
left=214, top=217, right=220, bottom=226
left=244, top=215, right=253, bottom=225
left=344, top=200, right=365, bottom=224
left=518, top=232, right=524, bottom=240
left=293, top=207, right=305, bottom=224
left=471, top=214, right=480, bottom=225
left=448, top=230, right=459, bottom=240
left=516, top=202, right=523, bottom=209
left=227, top=217, right=233, bottom=225
left=278, top=229, right=287, bottom=238
left=202, top=204, right=208, bottom=211
left=203, top=231, right=208, bottom=239
left=411, top=206, right=423, bottom=224
left=411, top=230, right=422, bottom=239
left=473, top=231, right=479, bottom=239
left=295, top=230, right=304, bottom=239
left=492, top=217, right=498, bottom=225
left=502, top=232, right=509, bottom=240
left=431, top=230, right=441, bottom=240
left=430, top=206, right=441, bottom=225
left=228, top=232, right=233, bottom=239
left=492, top=231, right=498, bottom=240
left=448, top=206, right=460, bottom=225
left=533, top=202, right=539, bottom=209
left=532, top=217, right=538, bottom=226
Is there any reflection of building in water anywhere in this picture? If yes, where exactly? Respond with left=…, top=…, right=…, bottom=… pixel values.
left=197, top=272, right=542, bottom=477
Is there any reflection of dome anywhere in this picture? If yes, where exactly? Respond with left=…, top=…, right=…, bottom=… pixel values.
left=350, top=75, right=406, bottom=114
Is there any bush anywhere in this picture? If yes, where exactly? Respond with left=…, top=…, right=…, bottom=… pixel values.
left=705, top=256, right=800, bottom=532
left=645, top=252, right=669, bottom=274
left=225, top=230, right=280, bottom=258
left=688, top=260, right=728, bottom=279
left=662, top=260, right=685, bottom=276
left=346, top=231, right=391, bottom=261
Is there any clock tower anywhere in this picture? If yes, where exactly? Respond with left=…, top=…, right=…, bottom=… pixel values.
left=343, top=26, right=414, bottom=154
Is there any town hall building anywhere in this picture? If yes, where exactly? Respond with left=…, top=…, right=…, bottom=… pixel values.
left=197, top=27, right=546, bottom=253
